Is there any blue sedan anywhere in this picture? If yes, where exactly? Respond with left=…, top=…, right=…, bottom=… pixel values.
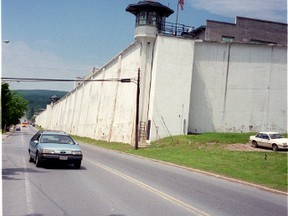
left=28, top=131, right=83, bottom=168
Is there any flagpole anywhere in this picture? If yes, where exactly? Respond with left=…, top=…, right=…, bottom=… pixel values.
left=175, top=1, right=179, bottom=36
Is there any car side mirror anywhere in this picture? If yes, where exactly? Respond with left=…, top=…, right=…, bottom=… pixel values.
left=34, top=140, right=39, bottom=144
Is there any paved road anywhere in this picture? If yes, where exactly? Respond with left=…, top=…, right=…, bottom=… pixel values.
left=2, top=126, right=287, bottom=216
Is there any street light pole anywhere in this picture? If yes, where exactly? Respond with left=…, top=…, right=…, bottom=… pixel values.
left=135, top=68, right=140, bottom=150
left=2, top=40, right=10, bottom=132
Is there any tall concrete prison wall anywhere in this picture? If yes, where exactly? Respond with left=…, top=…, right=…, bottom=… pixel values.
left=148, top=36, right=195, bottom=141
left=36, top=42, right=141, bottom=144
left=189, top=42, right=287, bottom=133
left=36, top=36, right=287, bottom=146
left=147, top=37, right=287, bottom=140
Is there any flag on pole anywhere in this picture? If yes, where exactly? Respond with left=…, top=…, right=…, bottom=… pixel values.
left=179, top=0, right=184, bottom=10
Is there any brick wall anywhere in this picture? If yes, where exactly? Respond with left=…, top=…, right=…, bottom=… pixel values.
left=205, top=17, right=287, bottom=46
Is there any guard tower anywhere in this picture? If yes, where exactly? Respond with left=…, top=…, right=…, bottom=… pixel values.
left=126, top=1, right=174, bottom=145
left=126, top=1, right=174, bottom=42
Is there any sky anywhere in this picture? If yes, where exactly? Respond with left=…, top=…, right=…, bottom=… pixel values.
left=2, top=0, right=287, bottom=91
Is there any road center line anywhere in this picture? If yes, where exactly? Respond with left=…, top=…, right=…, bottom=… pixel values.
left=86, top=158, right=210, bottom=216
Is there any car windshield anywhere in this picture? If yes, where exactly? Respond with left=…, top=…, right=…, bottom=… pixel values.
left=40, top=134, right=75, bottom=144
left=269, top=133, right=285, bottom=139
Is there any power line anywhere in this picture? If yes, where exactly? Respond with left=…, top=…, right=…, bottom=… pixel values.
left=1, top=77, right=135, bottom=83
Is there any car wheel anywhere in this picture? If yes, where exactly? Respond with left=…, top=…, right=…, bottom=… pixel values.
left=35, top=153, right=42, bottom=167
left=272, top=144, right=278, bottom=151
left=74, top=161, right=81, bottom=169
left=28, top=151, right=34, bottom=163
left=252, top=141, right=258, bottom=148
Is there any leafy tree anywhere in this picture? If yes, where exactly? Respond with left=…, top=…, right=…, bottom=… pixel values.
left=1, top=83, right=28, bottom=131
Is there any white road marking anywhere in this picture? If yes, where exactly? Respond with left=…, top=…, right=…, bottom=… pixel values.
left=22, top=129, right=34, bottom=215
left=23, top=158, right=34, bottom=214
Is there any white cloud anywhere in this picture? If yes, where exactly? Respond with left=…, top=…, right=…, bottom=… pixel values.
left=188, top=0, right=287, bottom=22
left=2, top=41, right=93, bottom=91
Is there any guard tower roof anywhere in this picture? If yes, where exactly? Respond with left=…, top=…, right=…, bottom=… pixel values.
left=126, top=1, right=174, bottom=17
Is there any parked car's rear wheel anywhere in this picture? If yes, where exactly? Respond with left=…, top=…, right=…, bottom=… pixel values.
left=252, top=141, right=258, bottom=148
left=35, top=153, right=42, bottom=167
left=272, top=144, right=278, bottom=151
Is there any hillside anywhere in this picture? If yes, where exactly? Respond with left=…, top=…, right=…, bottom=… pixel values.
left=15, top=89, right=68, bottom=120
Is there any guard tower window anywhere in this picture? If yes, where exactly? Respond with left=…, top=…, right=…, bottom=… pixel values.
left=137, top=11, right=147, bottom=25
left=147, top=12, right=157, bottom=25
left=136, top=11, right=157, bottom=26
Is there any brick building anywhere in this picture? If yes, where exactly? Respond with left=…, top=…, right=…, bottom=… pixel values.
left=186, top=16, right=287, bottom=46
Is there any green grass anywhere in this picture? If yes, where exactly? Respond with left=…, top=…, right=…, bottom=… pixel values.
left=73, top=133, right=288, bottom=192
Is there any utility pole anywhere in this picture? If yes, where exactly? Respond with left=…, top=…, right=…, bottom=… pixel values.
left=135, top=68, right=140, bottom=150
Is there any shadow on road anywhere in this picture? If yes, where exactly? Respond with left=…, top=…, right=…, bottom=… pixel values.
left=40, top=162, right=87, bottom=170
left=2, top=167, right=45, bottom=180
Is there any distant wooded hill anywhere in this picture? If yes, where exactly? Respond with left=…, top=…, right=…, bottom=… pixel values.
left=15, top=90, right=68, bottom=120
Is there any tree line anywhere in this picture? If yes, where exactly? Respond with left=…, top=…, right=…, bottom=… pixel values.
left=16, top=89, right=68, bottom=119
left=2, top=84, right=68, bottom=131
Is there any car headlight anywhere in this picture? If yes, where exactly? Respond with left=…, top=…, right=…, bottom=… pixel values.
left=42, top=149, right=55, bottom=154
left=72, top=151, right=82, bottom=155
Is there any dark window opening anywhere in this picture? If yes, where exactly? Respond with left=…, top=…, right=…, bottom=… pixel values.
left=222, top=36, right=234, bottom=43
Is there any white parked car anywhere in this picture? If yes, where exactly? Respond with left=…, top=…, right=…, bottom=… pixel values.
left=249, top=132, right=288, bottom=151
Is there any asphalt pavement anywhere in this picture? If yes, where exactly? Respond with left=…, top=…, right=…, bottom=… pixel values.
left=3, top=126, right=288, bottom=216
